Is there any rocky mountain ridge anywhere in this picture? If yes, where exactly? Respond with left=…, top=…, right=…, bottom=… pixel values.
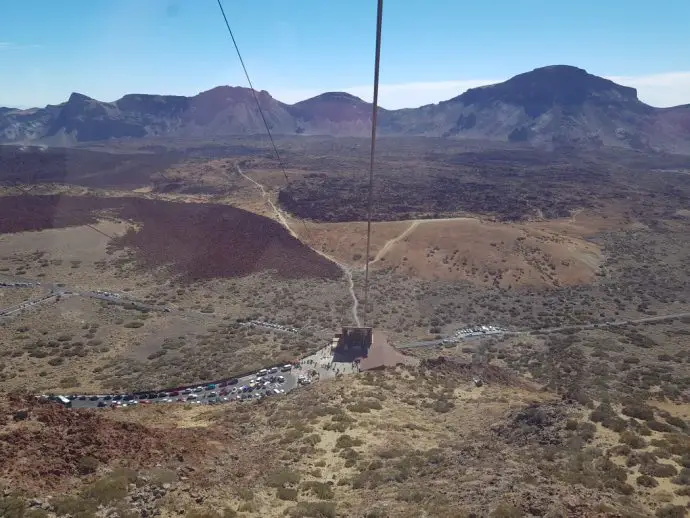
left=3, top=65, right=690, bottom=153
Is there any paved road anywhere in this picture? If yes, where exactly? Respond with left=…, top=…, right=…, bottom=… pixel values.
left=69, top=365, right=299, bottom=409
left=0, top=293, right=61, bottom=316
left=56, top=343, right=360, bottom=411
left=396, top=312, right=690, bottom=349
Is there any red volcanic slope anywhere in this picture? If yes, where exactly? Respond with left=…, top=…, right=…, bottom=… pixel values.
left=0, top=195, right=342, bottom=282
left=0, top=395, right=183, bottom=490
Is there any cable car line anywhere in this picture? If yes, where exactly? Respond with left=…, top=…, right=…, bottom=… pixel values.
left=363, top=0, right=384, bottom=326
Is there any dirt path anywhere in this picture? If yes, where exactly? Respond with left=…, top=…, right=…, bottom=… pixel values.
left=371, top=220, right=420, bottom=264
left=369, top=216, right=475, bottom=265
left=236, top=165, right=361, bottom=326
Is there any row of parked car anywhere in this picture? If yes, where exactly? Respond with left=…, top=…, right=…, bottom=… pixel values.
left=48, top=363, right=296, bottom=409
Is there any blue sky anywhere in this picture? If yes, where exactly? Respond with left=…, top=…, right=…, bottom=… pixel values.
left=2, top=0, right=690, bottom=109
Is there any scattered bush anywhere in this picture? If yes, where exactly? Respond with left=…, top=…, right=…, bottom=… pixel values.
left=335, top=434, right=363, bottom=449
left=52, top=496, right=98, bottom=518
left=577, top=421, right=596, bottom=442
left=590, top=403, right=627, bottom=432
left=679, top=455, right=690, bottom=468
left=301, top=481, right=334, bottom=500
left=647, top=420, right=674, bottom=433
left=123, top=321, right=144, bottom=329
left=83, top=475, right=128, bottom=505
left=490, top=503, right=524, bottom=518
left=664, top=415, right=687, bottom=430
left=277, top=487, right=298, bottom=501
left=608, top=444, right=631, bottom=456
left=636, top=474, right=659, bottom=487
left=59, top=376, right=79, bottom=388
left=656, top=505, right=686, bottom=518
left=431, top=398, right=455, bottom=413
left=76, top=456, right=99, bottom=475
left=266, top=469, right=301, bottom=488
left=640, top=461, right=678, bottom=478
left=622, top=404, right=655, bottom=421
left=673, top=467, right=690, bottom=485
left=346, top=399, right=382, bottom=413
left=287, top=502, right=336, bottom=518
left=565, top=419, right=578, bottom=431
left=619, top=431, right=646, bottom=449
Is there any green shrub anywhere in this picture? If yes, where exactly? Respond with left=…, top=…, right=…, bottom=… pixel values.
left=656, top=505, right=686, bottom=518
left=673, top=467, right=690, bottom=485
left=396, top=489, right=426, bottom=503
left=52, top=496, right=98, bottom=518
left=287, top=501, right=336, bottom=518
left=679, top=455, right=690, bottom=468
left=490, top=503, right=523, bottom=518
left=82, top=475, right=129, bottom=504
left=640, top=462, right=678, bottom=478
left=431, top=398, right=455, bottom=413
left=346, top=399, right=382, bottom=413
left=653, top=448, right=671, bottom=459
left=303, top=433, right=322, bottom=446
left=619, top=431, right=646, bottom=449
left=622, top=404, right=655, bottom=421
left=322, top=421, right=348, bottom=433
left=647, top=420, right=674, bottom=433
left=608, top=444, right=631, bottom=456
left=0, top=494, right=27, bottom=518
left=186, top=508, right=238, bottom=518
left=277, top=487, right=298, bottom=501
left=266, top=469, right=301, bottom=488
left=335, top=434, right=363, bottom=449
left=351, top=470, right=383, bottom=490
left=636, top=474, right=659, bottom=487
left=301, top=481, right=334, bottom=500
left=76, top=455, right=99, bottom=475
left=123, top=321, right=144, bottom=329
left=590, top=403, right=627, bottom=432
left=664, top=415, right=687, bottom=430
left=59, top=376, right=79, bottom=388
left=565, top=419, right=578, bottom=431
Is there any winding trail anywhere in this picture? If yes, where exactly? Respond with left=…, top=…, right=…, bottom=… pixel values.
left=236, top=165, right=361, bottom=326
left=369, top=216, right=475, bottom=266
left=371, top=220, right=420, bottom=265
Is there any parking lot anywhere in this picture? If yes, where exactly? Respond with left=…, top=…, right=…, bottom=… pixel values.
left=57, top=342, right=361, bottom=410
left=68, top=364, right=301, bottom=410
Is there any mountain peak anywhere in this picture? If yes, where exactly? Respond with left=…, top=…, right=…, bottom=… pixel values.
left=304, top=92, right=367, bottom=104
left=66, top=92, right=95, bottom=104
left=457, top=65, right=641, bottom=117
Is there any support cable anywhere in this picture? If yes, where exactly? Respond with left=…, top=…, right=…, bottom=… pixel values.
left=363, top=0, right=384, bottom=327
left=216, top=0, right=311, bottom=241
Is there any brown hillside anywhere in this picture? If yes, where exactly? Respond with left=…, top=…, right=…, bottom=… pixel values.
left=0, top=195, right=342, bottom=282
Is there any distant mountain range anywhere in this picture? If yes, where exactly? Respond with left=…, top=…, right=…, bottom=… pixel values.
left=3, top=65, right=690, bottom=153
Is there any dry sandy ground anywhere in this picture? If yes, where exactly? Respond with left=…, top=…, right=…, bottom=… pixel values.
left=296, top=215, right=605, bottom=288
left=228, top=168, right=622, bottom=289
left=0, top=220, right=161, bottom=297
left=0, top=295, right=205, bottom=394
